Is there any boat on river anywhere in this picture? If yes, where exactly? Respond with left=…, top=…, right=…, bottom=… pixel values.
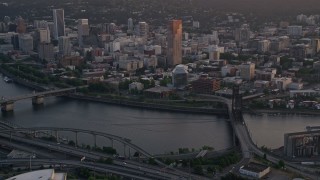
left=3, top=76, right=13, bottom=83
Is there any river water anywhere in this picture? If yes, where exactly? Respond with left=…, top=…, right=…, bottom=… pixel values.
left=0, top=75, right=233, bottom=154
left=244, top=113, right=320, bottom=149
left=1, top=75, right=319, bottom=154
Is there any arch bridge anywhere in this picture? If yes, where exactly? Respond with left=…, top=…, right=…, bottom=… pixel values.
left=1, top=127, right=153, bottom=159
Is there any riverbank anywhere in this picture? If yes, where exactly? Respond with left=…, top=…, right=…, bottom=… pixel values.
left=1, top=65, right=230, bottom=116
left=0, top=66, right=47, bottom=91
left=245, top=108, right=320, bottom=116
left=67, top=94, right=229, bottom=116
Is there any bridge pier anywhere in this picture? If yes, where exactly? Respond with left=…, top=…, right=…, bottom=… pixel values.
left=93, top=134, right=97, bottom=149
left=75, top=132, right=78, bottom=147
left=55, top=131, right=59, bottom=142
left=128, top=147, right=131, bottom=159
left=123, top=144, right=126, bottom=157
left=1, top=102, right=14, bottom=112
left=32, top=96, right=44, bottom=105
left=109, top=138, right=114, bottom=148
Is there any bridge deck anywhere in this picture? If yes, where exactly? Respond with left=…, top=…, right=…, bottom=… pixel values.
left=0, top=87, right=77, bottom=103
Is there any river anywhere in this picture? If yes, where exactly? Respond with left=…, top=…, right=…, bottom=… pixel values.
left=2, top=75, right=319, bottom=154
left=0, top=75, right=233, bottom=154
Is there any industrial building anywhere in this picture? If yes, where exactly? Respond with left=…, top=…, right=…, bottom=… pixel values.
left=284, top=130, right=320, bottom=158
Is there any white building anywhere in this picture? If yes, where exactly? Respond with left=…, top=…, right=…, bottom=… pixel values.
left=5, top=169, right=66, bottom=180
left=239, top=162, right=270, bottom=179
left=153, top=45, right=162, bottom=55
left=129, top=82, right=144, bottom=91
left=258, top=40, right=270, bottom=53
left=137, top=22, right=149, bottom=39
left=118, top=60, right=143, bottom=71
left=109, top=41, right=120, bottom=52
left=38, top=28, right=51, bottom=43
left=272, top=77, right=292, bottom=91
left=127, top=18, right=134, bottom=32
left=193, top=21, right=200, bottom=28
left=290, top=89, right=320, bottom=98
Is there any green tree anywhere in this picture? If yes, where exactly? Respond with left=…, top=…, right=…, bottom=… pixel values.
left=278, top=160, right=285, bottom=169
left=193, top=165, right=203, bottom=175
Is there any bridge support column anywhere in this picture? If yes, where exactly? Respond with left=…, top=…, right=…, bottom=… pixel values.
left=55, top=131, right=59, bottom=142
left=109, top=138, right=114, bottom=148
left=232, top=130, right=236, bottom=147
left=128, top=148, right=131, bottom=159
left=93, top=134, right=97, bottom=149
left=123, top=144, right=126, bottom=157
left=75, top=132, right=78, bottom=147
left=32, top=96, right=44, bottom=105
left=10, top=132, right=12, bottom=142
left=1, top=102, right=14, bottom=112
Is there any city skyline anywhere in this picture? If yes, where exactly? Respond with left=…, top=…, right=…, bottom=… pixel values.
left=1, top=1, right=320, bottom=179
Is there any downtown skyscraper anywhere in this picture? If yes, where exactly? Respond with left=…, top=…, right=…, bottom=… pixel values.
left=53, top=9, right=65, bottom=40
left=167, top=20, right=182, bottom=67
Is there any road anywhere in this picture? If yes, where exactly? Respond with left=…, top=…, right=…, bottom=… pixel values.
left=0, top=131, right=209, bottom=180
left=198, top=94, right=320, bottom=179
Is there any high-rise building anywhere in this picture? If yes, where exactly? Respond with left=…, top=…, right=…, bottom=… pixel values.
left=77, top=19, right=89, bottom=47
left=16, top=17, right=26, bottom=34
left=239, top=63, right=255, bottom=81
left=11, top=33, right=19, bottom=50
left=38, top=28, right=51, bottom=43
left=19, top=34, right=33, bottom=53
left=53, top=9, right=65, bottom=39
left=47, top=22, right=55, bottom=37
left=167, top=20, right=182, bottom=66
left=58, top=36, right=71, bottom=56
left=127, top=18, right=134, bottom=33
left=38, top=43, right=54, bottom=61
left=137, top=22, right=149, bottom=38
left=257, top=40, right=270, bottom=53
left=235, top=24, right=251, bottom=43
left=33, top=28, right=51, bottom=51
left=108, top=23, right=116, bottom=34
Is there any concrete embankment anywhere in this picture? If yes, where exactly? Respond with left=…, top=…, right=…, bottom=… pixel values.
left=68, top=94, right=229, bottom=116
left=248, top=108, right=320, bottom=116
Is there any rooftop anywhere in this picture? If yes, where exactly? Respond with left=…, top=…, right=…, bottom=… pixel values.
left=145, top=86, right=173, bottom=93
left=6, top=169, right=66, bottom=180
left=240, top=162, right=269, bottom=173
